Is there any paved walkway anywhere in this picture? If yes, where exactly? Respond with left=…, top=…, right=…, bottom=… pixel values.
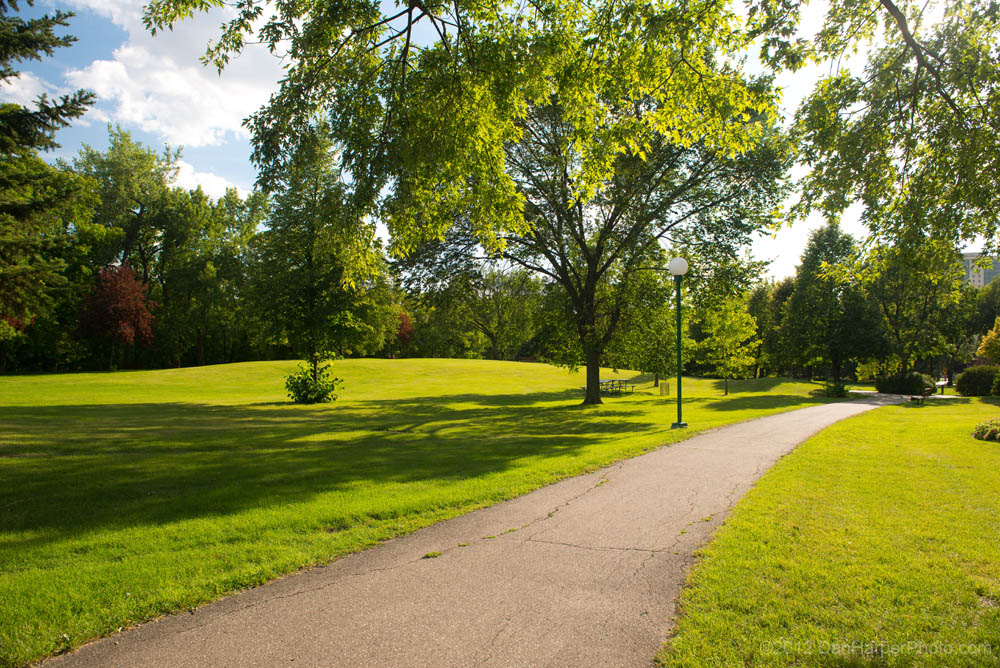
left=48, top=395, right=903, bottom=668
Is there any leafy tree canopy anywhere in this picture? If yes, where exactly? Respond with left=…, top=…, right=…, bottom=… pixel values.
left=789, top=0, right=1000, bottom=248
left=977, top=316, right=1000, bottom=364
left=145, top=0, right=779, bottom=264
left=781, top=222, right=887, bottom=382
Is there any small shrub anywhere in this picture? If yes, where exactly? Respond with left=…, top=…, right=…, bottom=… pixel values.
left=875, top=371, right=935, bottom=395
left=956, top=366, right=1000, bottom=397
left=285, top=362, right=341, bottom=404
left=824, top=381, right=849, bottom=398
left=973, top=418, right=1000, bottom=442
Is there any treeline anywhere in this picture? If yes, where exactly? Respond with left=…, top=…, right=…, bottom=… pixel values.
left=741, top=223, right=987, bottom=386
left=4, top=122, right=994, bottom=387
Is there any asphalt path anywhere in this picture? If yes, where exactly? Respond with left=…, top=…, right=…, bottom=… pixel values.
left=47, top=394, right=904, bottom=668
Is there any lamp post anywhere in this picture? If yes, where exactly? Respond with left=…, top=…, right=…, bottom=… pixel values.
left=668, top=257, right=688, bottom=429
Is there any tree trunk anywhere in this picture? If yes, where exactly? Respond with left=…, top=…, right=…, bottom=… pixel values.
left=653, top=373, right=659, bottom=388
left=831, top=351, right=843, bottom=385
left=196, top=329, right=206, bottom=367
left=488, top=334, right=499, bottom=361
left=583, top=345, right=603, bottom=405
left=310, top=346, right=319, bottom=383
left=109, top=343, right=116, bottom=372
left=724, top=377, right=729, bottom=395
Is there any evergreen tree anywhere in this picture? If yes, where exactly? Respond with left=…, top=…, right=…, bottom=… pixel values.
left=0, top=0, right=94, bottom=340
left=0, top=1, right=94, bottom=153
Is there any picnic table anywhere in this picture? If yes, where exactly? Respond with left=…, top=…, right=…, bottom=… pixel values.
left=580, top=379, right=638, bottom=395
left=599, top=379, right=636, bottom=395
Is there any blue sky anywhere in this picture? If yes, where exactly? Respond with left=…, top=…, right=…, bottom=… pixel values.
left=2, top=0, right=281, bottom=195
left=2, top=0, right=872, bottom=280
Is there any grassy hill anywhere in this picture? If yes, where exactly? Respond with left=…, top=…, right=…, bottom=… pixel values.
left=0, top=359, right=830, bottom=667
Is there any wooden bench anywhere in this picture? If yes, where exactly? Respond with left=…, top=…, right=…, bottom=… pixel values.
left=909, top=386, right=936, bottom=405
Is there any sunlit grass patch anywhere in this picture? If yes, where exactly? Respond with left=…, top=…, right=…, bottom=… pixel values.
left=659, top=397, right=1000, bottom=668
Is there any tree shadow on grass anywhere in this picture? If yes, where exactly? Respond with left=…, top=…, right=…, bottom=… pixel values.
left=698, top=394, right=833, bottom=412
left=719, top=377, right=824, bottom=393
left=0, top=389, right=655, bottom=548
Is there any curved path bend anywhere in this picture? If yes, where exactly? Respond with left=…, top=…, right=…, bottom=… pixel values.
left=48, top=395, right=903, bottom=668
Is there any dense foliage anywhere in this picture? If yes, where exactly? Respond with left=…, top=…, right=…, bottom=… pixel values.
left=955, top=365, right=1000, bottom=396
left=78, top=265, right=155, bottom=371
left=873, top=371, right=935, bottom=396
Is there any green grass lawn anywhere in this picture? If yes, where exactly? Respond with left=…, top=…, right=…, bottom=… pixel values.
left=0, top=359, right=832, bottom=667
left=658, top=397, right=1000, bottom=668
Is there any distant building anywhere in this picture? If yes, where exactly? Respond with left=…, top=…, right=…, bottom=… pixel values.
left=962, top=252, right=1000, bottom=288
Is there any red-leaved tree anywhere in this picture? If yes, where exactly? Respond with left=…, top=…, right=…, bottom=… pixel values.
left=80, top=265, right=155, bottom=370
left=397, top=312, right=414, bottom=347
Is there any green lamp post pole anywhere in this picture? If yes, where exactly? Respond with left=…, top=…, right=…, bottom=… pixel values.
left=669, top=257, right=688, bottom=429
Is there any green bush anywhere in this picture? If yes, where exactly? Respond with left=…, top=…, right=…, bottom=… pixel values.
left=874, top=371, right=936, bottom=395
left=973, top=417, right=1000, bottom=441
left=956, top=365, right=1000, bottom=397
left=824, top=380, right=849, bottom=398
left=285, top=362, right=341, bottom=404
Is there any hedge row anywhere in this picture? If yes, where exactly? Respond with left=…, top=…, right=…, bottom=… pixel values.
left=874, top=371, right=936, bottom=395
left=955, top=365, right=1000, bottom=396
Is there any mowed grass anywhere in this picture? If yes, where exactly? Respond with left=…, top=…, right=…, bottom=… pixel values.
left=1, top=359, right=831, bottom=667
left=658, top=397, right=1000, bottom=668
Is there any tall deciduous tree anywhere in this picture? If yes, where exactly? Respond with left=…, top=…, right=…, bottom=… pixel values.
left=149, top=186, right=261, bottom=367
left=147, top=0, right=789, bottom=403
left=861, top=235, right=966, bottom=372
left=73, top=127, right=179, bottom=277
left=790, top=0, right=1000, bottom=249
left=498, top=103, right=787, bottom=402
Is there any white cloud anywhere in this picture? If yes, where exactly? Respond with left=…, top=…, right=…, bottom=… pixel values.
left=0, top=72, right=57, bottom=106
left=172, top=160, right=244, bottom=199
left=63, top=0, right=141, bottom=29
left=62, top=2, right=283, bottom=148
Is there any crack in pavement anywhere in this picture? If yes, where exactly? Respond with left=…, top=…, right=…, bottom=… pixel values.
left=522, top=461, right=629, bottom=540
left=174, top=553, right=434, bottom=636
left=473, top=619, right=510, bottom=668
left=525, top=536, right=660, bottom=553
